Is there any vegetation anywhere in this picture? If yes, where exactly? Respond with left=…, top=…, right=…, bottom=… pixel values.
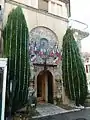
left=3, top=6, right=30, bottom=113
left=62, top=28, right=88, bottom=106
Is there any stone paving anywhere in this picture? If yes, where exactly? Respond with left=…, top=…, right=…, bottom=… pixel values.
left=32, top=107, right=90, bottom=120
left=35, top=103, right=67, bottom=117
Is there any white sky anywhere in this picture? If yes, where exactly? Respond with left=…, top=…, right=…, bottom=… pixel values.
left=71, top=0, right=90, bottom=52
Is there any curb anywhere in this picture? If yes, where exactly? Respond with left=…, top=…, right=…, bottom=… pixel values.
left=32, top=107, right=90, bottom=119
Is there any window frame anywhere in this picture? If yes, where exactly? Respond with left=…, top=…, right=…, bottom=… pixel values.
left=26, top=0, right=38, bottom=8
left=48, top=0, right=63, bottom=16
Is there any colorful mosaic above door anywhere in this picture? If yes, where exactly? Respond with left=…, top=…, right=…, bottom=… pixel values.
left=29, top=27, right=62, bottom=65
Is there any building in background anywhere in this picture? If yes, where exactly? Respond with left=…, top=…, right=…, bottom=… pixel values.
left=73, top=28, right=89, bottom=51
left=82, top=52, right=90, bottom=93
left=69, top=19, right=89, bottom=52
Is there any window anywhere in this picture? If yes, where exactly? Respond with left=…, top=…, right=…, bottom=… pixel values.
left=85, top=65, right=90, bottom=73
left=26, top=0, right=38, bottom=8
left=0, top=5, right=2, bottom=21
left=38, top=0, right=48, bottom=11
left=48, top=0, right=63, bottom=16
left=51, top=2, right=55, bottom=14
left=57, top=4, right=62, bottom=16
left=66, top=2, right=71, bottom=17
left=0, top=5, right=1, bottom=10
left=31, top=0, right=36, bottom=6
left=86, top=65, right=88, bottom=73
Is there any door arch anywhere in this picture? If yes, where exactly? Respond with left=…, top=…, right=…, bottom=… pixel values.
left=37, top=70, right=53, bottom=103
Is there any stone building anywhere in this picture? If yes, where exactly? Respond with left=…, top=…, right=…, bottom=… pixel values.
left=0, top=0, right=89, bottom=106
left=1, top=0, right=90, bottom=107
left=1, top=0, right=70, bottom=105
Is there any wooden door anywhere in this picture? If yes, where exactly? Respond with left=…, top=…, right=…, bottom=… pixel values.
left=37, top=72, right=46, bottom=102
left=48, top=71, right=53, bottom=103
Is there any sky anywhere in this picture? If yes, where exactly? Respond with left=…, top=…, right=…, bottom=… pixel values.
left=70, top=0, right=90, bottom=52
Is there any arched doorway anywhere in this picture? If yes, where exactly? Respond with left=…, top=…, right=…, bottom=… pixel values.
left=37, top=70, right=53, bottom=103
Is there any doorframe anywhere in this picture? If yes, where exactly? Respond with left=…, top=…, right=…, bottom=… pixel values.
left=47, top=70, right=53, bottom=103
left=36, top=69, right=55, bottom=103
left=37, top=71, right=46, bottom=102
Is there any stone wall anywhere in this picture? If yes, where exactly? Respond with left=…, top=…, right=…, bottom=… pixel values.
left=3, top=0, right=69, bottom=105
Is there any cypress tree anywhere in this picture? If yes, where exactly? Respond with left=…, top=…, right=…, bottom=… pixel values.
left=62, top=28, right=88, bottom=106
left=3, top=6, right=30, bottom=113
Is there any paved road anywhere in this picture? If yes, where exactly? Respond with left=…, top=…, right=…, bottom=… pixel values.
left=32, top=106, right=90, bottom=120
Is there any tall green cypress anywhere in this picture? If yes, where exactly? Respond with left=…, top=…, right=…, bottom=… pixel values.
left=62, top=28, right=88, bottom=106
left=3, top=6, right=30, bottom=113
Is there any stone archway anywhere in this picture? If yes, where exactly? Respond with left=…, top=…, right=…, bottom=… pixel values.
left=29, top=26, right=62, bottom=104
left=37, top=70, right=53, bottom=103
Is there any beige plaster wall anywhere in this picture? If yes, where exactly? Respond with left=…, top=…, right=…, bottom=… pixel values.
left=0, top=0, right=4, bottom=6
left=4, top=2, right=68, bottom=49
left=3, top=1, right=69, bottom=104
left=8, top=0, right=68, bottom=18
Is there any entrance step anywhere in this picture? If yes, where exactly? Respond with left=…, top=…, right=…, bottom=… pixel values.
left=35, top=103, right=67, bottom=117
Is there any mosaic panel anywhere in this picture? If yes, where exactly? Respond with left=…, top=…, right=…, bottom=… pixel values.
left=29, top=27, right=62, bottom=65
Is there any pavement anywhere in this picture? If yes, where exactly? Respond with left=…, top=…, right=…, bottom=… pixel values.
left=35, top=103, right=67, bottom=116
left=32, top=103, right=90, bottom=120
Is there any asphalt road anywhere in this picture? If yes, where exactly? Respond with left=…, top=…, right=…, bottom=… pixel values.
left=32, top=108, right=90, bottom=120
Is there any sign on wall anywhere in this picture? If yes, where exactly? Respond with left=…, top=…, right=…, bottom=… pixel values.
left=0, top=58, right=7, bottom=120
